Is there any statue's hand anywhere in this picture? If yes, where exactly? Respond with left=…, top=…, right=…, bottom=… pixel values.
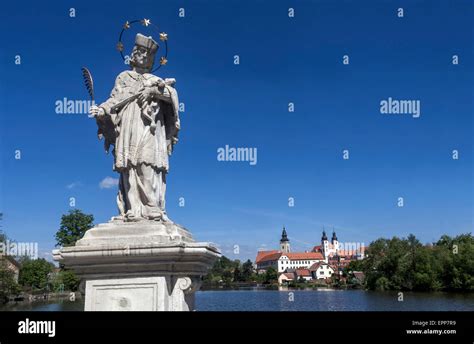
left=137, top=87, right=157, bottom=104
left=89, top=105, right=105, bottom=118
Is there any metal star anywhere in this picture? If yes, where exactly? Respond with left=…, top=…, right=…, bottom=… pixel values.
left=160, top=57, right=168, bottom=65
left=159, top=32, right=168, bottom=41
left=116, top=42, right=124, bottom=52
left=141, top=18, right=151, bottom=27
left=123, top=21, right=130, bottom=29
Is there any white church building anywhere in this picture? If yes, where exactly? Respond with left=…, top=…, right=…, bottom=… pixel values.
left=255, top=227, right=365, bottom=282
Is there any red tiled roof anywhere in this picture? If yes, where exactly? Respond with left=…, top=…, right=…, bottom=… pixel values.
left=353, top=271, right=365, bottom=281
left=255, top=250, right=280, bottom=264
left=312, top=245, right=322, bottom=252
left=309, top=262, right=335, bottom=271
left=283, top=252, right=324, bottom=260
left=279, top=272, right=295, bottom=280
left=309, top=262, right=325, bottom=271
left=295, top=269, right=311, bottom=277
left=257, top=251, right=324, bottom=264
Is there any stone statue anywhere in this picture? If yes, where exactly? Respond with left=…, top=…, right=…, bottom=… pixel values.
left=89, top=33, right=180, bottom=222
left=54, top=27, right=219, bottom=312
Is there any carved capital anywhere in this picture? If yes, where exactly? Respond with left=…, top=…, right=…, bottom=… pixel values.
left=176, top=276, right=201, bottom=294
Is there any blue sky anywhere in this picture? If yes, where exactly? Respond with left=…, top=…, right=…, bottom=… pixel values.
left=0, top=0, right=472, bottom=262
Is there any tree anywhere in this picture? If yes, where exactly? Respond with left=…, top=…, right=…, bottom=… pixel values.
left=362, top=233, right=473, bottom=292
left=0, top=213, right=7, bottom=243
left=55, top=209, right=94, bottom=247
left=18, top=258, right=54, bottom=290
left=222, top=269, right=233, bottom=286
left=51, top=270, right=80, bottom=292
left=346, top=259, right=364, bottom=272
left=204, top=256, right=240, bottom=286
left=375, top=276, right=390, bottom=291
left=241, top=259, right=254, bottom=281
left=0, top=222, right=21, bottom=301
left=264, top=267, right=278, bottom=283
left=233, top=266, right=242, bottom=282
left=0, top=259, right=21, bottom=303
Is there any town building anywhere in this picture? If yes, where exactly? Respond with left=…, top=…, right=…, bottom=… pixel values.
left=309, top=262, right=335, bottom=280
left=278, top=272, right=295, bottom=284
left=312, top=230, right=366, bottom=262
left=295, top=268, right=312, bottom=281
left=256, top=229, right=325, bottom=274
left=0, top=255, right=20, bottom=283
left=255, top=227, right=366, bottom=283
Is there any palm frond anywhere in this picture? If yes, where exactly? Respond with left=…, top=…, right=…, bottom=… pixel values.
left=81, top=67, right=94, bottom=100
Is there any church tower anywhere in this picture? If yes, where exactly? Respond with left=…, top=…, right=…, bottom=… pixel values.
left=280, top=227, right=291, bottom=253
left=332, top=229, right=339, bottom=251
left=322, top=229, right=329, bottom=260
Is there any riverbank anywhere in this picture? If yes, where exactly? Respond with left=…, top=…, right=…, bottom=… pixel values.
left=2, top=291, right=80, bottom=306
left=2, top=289, right=473, bottom=312
left=202, top=281, right=365, bottom=291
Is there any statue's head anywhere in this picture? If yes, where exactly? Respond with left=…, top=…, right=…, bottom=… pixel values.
left=129, top=33, right=159, bottom=72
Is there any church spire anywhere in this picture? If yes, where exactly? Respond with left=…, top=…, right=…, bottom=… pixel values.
left=332, top=229, right=338, bottom=243
left=280, top=226, right=289, bottom=242
left=280, top=226, right=290, bottom=253
left=321, top=228, right=328, bottom=241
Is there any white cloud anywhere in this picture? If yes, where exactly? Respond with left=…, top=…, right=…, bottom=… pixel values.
left=99, top=176, right=119, bottom=189
left=66, top=182, right=81, bottom=189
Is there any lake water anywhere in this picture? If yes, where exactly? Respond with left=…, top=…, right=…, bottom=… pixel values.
left=2, top=289, right=474, bottom=311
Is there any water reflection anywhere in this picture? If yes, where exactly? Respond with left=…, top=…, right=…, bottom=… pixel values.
left=1, top=290, right=473, bottom=311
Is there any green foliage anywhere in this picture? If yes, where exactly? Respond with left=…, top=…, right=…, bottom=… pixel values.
left=264, top=267, right=278, bottom=283
left=0, top=259, right=21, bottom=303
left=203, top=256, right=258, bottom=286
left=233, top=266, right=242, bottom=282
left=346, top=259, right=364, bottom=272
left=51, top=270, right=80, bottom=292
left=241, top=259, right=254, bottom=281
left=0, top=225, right=21, bottom=301
left=18, top=258, right=54, bottom=290
left=0, top=232, right=6, bottom=243
left=375, top=276, right=390, bottom=291
left=0, top=228, right=7, bottom=244
left=363, top=233, right=473, bottom=292
left=55, top=209, right=94, bottom=247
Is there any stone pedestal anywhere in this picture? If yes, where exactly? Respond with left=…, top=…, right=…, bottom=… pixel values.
left=53, top=220, right=220, bottom=311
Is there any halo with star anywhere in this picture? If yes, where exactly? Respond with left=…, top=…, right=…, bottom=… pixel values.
left=117, top=18, right=169, bottom=72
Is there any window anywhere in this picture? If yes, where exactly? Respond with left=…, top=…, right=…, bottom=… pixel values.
left=320, top=271, right=324, bottom=275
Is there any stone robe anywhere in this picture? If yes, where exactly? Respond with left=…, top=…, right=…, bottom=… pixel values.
left=97, top=70, right=180, bottom=220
